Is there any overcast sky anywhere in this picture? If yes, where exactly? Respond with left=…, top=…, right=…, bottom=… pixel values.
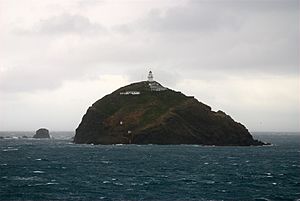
left=0, top=0, right=299, bottom=132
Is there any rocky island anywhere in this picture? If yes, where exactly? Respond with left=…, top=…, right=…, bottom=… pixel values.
left=74, top=71, right=266, bottom=146
left=33, top=128, right=50, bottom=139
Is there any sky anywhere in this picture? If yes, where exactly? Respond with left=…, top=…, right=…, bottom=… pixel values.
left=0, top=0, right=299, bottom=132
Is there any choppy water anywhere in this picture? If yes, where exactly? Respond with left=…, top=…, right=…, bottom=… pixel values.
left=0, top=132, right=299, bottom=201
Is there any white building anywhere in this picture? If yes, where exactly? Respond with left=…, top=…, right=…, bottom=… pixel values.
left=120, top=91, right=141, bottom=95
left=148, top=71, right=154, bottom=82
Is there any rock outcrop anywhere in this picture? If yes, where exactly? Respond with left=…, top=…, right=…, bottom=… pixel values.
left=74, top=81, right=266, bottom=146
left=33, top=128, right=50, bottom=138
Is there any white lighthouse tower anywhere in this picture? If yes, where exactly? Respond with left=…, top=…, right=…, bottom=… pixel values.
left=148, top=71, right=154, bottom=82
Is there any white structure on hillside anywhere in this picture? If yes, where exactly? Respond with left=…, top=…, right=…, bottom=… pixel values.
left=147, top=70, right=167, bottom=91
left=149, top=82, right=167, bottom=91
left=120, top=91, right=140, bottom=95
left=148, top=71, right=154, bottom=82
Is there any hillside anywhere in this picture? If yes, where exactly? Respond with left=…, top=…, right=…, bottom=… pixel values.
left=74, top=81, right=265, bottom=145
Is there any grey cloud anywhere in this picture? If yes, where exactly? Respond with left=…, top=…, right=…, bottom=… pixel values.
left=131, top=0, right=299, bottom=75
left=76, top=0, right=106, bottom=8
left=206, top=0, right=299, bottom=12
left=124, top=0, right=298, bottom=35
left=0, top=66, right=62, bottom=92
left=32, top=13, right=107, bottom=35
left=139, top=6, right=241, bottom=34
left=112, top=24, right=133, bottom=34
left=139, top=0, right=299, bottom=34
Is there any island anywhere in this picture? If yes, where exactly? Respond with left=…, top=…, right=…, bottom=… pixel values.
left=74, top=71, right=266, bottom=146
left=33, top=128, right=50, bottom=139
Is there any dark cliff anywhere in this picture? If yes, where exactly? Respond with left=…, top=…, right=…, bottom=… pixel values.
left=74, top=81, right=265, bottom=146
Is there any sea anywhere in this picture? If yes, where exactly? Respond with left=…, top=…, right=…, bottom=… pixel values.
left=0, top=132, right=299, bottom=201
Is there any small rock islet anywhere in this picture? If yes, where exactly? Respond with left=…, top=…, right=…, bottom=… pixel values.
left=33, top=128, right=50, bottom=139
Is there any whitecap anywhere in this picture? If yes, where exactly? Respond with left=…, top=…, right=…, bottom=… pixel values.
left=103, top=181, right=110, bottom=184
left=263, top=143, right=274, bottom=147
left=204, top=162, right=209, bottom=165
left=35, top=159, right=42, bottom=161
left=10, top=176, right=41, bottom=181
left=272, top=182, right=277, bottom=185
left=28, top=183, right=57, bottom=187
left=3, top=148, right=18, bottom=152
left=33, top=171, right=45, bottom=174
left=46, top=182, right=59, bottom=185
left=113, top=182, right=123, bottom=186
left=254, top=197, right=272, bottom=201
left=201, top=180, right=215, bottom=184
left=0, top=163, right=7, bottom=166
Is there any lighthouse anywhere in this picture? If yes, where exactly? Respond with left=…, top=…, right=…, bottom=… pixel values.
left=148, top=71, right=154, bottom=82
